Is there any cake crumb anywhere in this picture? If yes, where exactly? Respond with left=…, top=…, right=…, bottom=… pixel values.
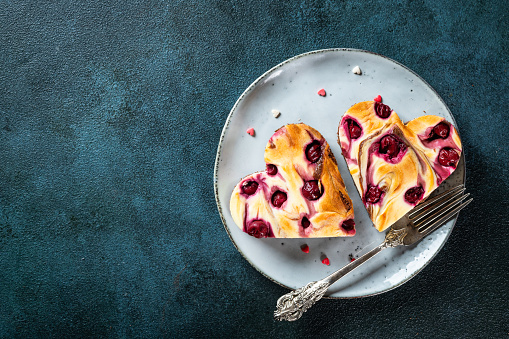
left=374, top=95, right=382, bottom=102
left=271, top=109, right=281, bottom=118
left=246, top=128, right=255, bottom=136
left=300, top=244, right=309, bottom=253
left=352, top=66, right=362, bottom=75
left=317, top=88, right=326, bottom=97
left=321, top=257, right=330, bottom=265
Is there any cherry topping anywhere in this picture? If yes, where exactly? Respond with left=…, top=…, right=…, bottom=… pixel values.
left=379, top=135, right=399, bottom=158
left=374, top=102, right=392, bottom=119
left=266, top=164, right=278, bottom=176
left=322, top=257, right=330, bottom=265
left=301, top=217, right=311, bottom=229
left=438, top=148, right=460, bottom=167
left=405, top=186, right=425, bottom=204
left=341, top=219, right=355, bottom=232
left=433, top=122, right=450, bottom=139
left=346, top=119, right=362, bottom=139
left=365, top=185, right=383, bottom=204
left=246, top=220, right=269, bottom=238
left=301, top=244, right=310, bottom=253
left=379, top=134, right=406, bottom=159
left=241, top=181, right=258, bottom=195
left=271, top=190, right=287, bottom=207
left=302, top=180, right=322, bottom=201
left=305, top=141, right=322, bottom=163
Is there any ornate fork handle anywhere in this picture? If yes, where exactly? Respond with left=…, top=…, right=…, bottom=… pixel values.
left=274, top=228, right=407, bottom=321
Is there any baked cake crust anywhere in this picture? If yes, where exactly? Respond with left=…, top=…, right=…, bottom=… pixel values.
left=338, top=101, right=462, bottom=232
left=230, top=123, right=355, bottom=238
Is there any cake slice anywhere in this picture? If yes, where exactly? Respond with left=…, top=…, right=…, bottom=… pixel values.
left=230, top=123, right=355, bottom=238
left=338, top=101, right=462, bottom=232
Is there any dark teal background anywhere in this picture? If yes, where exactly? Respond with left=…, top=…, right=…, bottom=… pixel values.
left=0, top=1, right=507, bottom=337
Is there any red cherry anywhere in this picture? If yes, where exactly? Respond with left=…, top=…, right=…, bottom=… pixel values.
left=301, top=244, right=310, bottom=253
left=433, top=122, right=450, bottom=139
left=246, top=220, right=269, bottom=238
left=341, top=219, right=355, bottom=232
left=374, top=102, right=391, bottom=119
left=438, top=148, right=459, bottom=167
left=271, top=191, right=287, bottom=207
left=302, top=180, right=322, bottom=201
left=241, top=181, right=258, bottom=195
left=305, top=141, right=322, bottom=163
left=405, top=186, right=425, bottom=204
left=346, top=119, right=362, bottom=139
left=322, top=257, right=330, bottom=265
left=301, top=217, right=311, bottom=229
left=365, top=185, right=383, bottom=204
left=266, top=164, right=278, bottom=175
left=379, top=135, right=400, bottom=158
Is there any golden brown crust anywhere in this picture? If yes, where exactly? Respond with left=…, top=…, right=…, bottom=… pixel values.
left=338, top=101, right=462, bottom=232
left=230, top=123, right=355, bottom=238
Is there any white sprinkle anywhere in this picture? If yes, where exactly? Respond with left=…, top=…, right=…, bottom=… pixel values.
left=352, top=66, right=362, bottom=75
left=271, top=109, right=281, bottom=118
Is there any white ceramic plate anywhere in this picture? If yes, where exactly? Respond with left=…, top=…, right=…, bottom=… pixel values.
left=214, top=49, right=465, bottom=298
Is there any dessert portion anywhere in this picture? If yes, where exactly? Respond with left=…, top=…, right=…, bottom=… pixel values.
left=230, top=123, right=355, bottom=238
left=338, top=101, right=462, bottom=232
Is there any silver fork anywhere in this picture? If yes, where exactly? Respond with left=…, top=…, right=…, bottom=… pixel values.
left=274, top=185, right=472, bottom=321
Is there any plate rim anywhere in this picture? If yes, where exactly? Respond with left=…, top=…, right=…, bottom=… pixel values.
left=213, top=48, right=466, bottom=299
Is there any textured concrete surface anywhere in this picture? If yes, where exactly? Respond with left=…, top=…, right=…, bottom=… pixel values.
left=0, top=0, right=507, bottom=337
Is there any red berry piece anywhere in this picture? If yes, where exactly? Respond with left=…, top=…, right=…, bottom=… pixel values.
left=317, top=89, right=326, bottom=96
left=341, top=219, right=355, bottom=232
left=374, top=95, right=382, bottom=102
left=301, top=244, right=310, bottom=253
left=246, top=220, right=269, bottom=238
left=266, top=164, right=278, bottom=175
left=241, top=181, right=258, bottom=195
left=246, top=128, right=255, bottom=136
left=346, top=119, right=362, bottom=139
left=438, top=148, right=460, bottom=167
left=365, top=185, right=383, bottom=204
left=433, top=122, right=450, bottom=139
left=301, top=217, right=311, bottom=229
left=322, top=257, right=330, bottom=265
left=351, top=257, right=356, bottom=262
left=379, top=134, right=404, bottom=158
left=302, top=180, right=323, bottom=201
left=374, top=102, right=392, bottom=119
left=405, top=186, right=425, bottom=204
left=271, top=190, right=287, bottom=207
left=305, top=141, right=322, bottom=163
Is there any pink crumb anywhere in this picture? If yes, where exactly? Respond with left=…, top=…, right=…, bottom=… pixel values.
left=321, top=257, right=330, bottom=266
left=317, top=89, right=326, bottom=97
left=246, top=128, right=255, bottom=136
left=300, top=244, right=309, bottom=253
left=374, top=95, right=382, bottom=102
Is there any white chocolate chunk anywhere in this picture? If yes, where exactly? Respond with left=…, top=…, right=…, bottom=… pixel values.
left=352, top=66, right=362, bottom=75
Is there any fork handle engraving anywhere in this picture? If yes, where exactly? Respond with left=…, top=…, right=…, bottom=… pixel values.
left=274, top=228, right=408, bottom=321
left=274, top=244, right=385, bottom=321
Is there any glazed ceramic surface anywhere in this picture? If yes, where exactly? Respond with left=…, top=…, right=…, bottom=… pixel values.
left=214, top=49, right=465, bottom=298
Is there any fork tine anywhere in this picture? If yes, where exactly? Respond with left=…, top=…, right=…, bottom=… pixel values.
left=409, top=185, right=465, bottom=220
left=416, top=192, right=470, bottom=230
left=408, top=185, right=465, bottom=218
left=418, top=197, right=472, bottom=235
left=412, top=190, right=469, bottom=224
